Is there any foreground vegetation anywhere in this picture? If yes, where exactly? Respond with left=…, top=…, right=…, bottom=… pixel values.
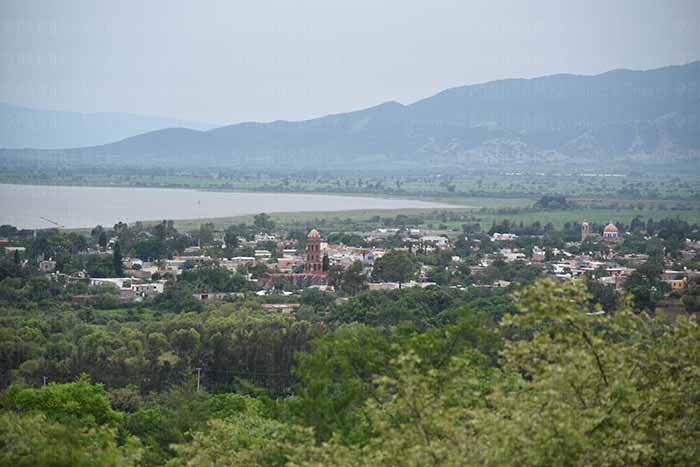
left=1, top=280, right=698, bottom=466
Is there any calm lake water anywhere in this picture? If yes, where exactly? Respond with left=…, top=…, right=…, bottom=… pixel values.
left=0, top=184, right=454, bottom=229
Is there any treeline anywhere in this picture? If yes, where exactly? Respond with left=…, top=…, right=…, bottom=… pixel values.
left=0, top=300, right=319, bottom=394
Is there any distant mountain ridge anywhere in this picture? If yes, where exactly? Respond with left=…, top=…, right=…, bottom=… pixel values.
left=3, top=61, right=699, bottom=172
left=0, top=103, right=217, bottom=149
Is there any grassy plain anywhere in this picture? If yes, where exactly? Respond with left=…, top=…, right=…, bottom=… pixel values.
left=2, top=171, right=697, bottom=200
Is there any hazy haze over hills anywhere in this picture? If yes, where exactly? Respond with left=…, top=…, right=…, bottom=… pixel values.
left=0, top=103, right=217, bottom=149
left=3, top=61, right=698, bottom=174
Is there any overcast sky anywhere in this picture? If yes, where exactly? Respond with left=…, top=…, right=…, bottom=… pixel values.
left=1, top=0, right=699, bottom=125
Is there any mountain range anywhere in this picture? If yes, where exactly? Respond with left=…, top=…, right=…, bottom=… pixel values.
left=0, top=103, right=216, bottom=149
left=2, top=61, right=699, bottom=173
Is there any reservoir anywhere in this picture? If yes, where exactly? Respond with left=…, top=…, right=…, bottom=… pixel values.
left=0, top=183, right=454, bottom=229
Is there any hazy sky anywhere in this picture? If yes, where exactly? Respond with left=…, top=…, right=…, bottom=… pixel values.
left=1, top=0, right=699, bottom=125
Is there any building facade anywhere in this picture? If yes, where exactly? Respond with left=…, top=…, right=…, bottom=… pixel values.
left=581, top=221, right=590, bottom=242
left=602, top=222, right=619, bottom=242
left=304, top=229, right=323, bottom=273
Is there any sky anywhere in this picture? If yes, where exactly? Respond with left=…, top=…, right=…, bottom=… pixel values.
left=1, top=0, right=699, bottom=125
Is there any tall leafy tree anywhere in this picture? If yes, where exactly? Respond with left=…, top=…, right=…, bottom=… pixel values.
left=224, top=226, right=241, bottom=251
left=112, top=242, right=124, bottom=276
left=0, top=413, right=142, bottom=467
left=253, top=213, right=275, bottom=231
left=98, top=230, right=108, bottom=249
left=372, top=250, right=416, bottom=288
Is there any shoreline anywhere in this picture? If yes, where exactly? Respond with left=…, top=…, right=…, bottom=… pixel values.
left=0, top=183, right=463, bottom=231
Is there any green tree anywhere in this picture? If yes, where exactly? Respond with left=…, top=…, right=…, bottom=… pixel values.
left=290, top=324, right=391, bottom=443
left=168, top=416, right=303, bottom=467
left=112, top=242, right=123, bottom=276
left=329, top=261, right=367, bottom=296
left=134, top=239, right=169, bottom=261
left=372, top=250, right=416, bottom=288
left=253, top=213, right=275, bottom=231
left=624, top=259, right=666, bottom=311
left=1, top=375, right=121, bottom=427
left=98, top=230, right=108, bottom=249
left=224, top=226, right=241, bottom=251
left=0, top=412, right=142, bottom=467
left=153, top=281, right=203, bottom=312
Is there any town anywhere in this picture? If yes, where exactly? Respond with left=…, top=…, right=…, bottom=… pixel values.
left=2, top=212, right=698, bottom=315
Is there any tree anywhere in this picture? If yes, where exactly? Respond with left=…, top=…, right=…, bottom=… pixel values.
left=372, top=250, right=416, bottom=288
left=112, top=242, right=123, bottom=276
left=170, top=328, right=201, bottom=361
left=153, top=281, right=203, bottom=312
left=624, top=259, right=666, bottom=311
left=480, top=279, right=700, bottom=465
left=68, top=233, right=89, bottom=253
left=179, top=265, right=247, bottom=293
left=168, top=416, right=299, bottom=467
left=134, top=239, right=169, bottom=261
left=192, top=223, right=215, bottom=245
left=98, top=230, right=108, bottom=249
left=329, top=261, right=368, bottom=296
left=290, top=324, right=391, bottom=443
left=1, top=375, right=122, bottom=427
left=253, top=213, right=274, bottom=231
left=224, top=227, right=241, bottom=251
left=585, top=278, right=618, bottom=311
left=91, top=224, right=104, bottom=238
left=0, top=412, right=142, bottom=467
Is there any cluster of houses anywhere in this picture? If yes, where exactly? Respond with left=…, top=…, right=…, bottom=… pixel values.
left=5, top=220, right=699, bottom=307
left=470, top=223, right=700, bottom=291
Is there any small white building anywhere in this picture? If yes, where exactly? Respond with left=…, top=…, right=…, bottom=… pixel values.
left=490, top=233, right=518, bottom=242
left=255, top=233, right=277, bottom=242
left=131, top=281, right=165, bottom=296
left=90, top=277, right=130, bottom=289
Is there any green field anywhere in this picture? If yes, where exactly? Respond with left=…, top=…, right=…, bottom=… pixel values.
left=155, top=203, right=699, bottom=233
left=2, top=170, right=698, bottom=200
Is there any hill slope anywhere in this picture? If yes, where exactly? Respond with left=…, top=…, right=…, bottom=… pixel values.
left=3, top=61, right=699, bottom=173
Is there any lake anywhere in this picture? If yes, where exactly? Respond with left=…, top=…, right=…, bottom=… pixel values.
left=0, top=183, right=454, bottom=229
